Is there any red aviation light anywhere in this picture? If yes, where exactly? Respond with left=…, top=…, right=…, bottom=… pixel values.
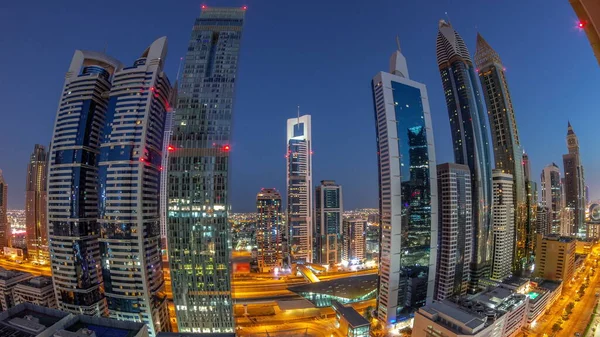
left=168, top=145, right=175, bottom=152
left=222, top=144, right=231, bottom=152
left=242, top=5, right=248, bottom=10
left=201, top=5, right=207, bottom=9
left=578, top=21, right=587, bottom=29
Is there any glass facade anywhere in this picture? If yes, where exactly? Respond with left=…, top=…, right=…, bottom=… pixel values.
left=256, top=189, right=283, bottom=272
left=167, top=7, right=245, bottom=333
left=314, top=181, right=342, bottom=265
left=437, top=21, right=492, bottom=289
left=25, top=145, right=48, bottom=265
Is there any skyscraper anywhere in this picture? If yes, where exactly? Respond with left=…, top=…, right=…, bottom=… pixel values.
left=541, top=163, right=562, bottom=235
left=435, top=163, right=471, bottom=301
left=0, top=170, right=7, bottom=252
left=522, top=151, right=537, bottom=265
left=160, top=111, right=174, bottom=252
left=97, top=37, right=171, bottom=336
left=314, top=180, right=343, bottom=265
left=48, top=50, right=121, bottom=316
left=25, top=145, right=48, bottom=265
left=341, top=218, right=366, bottom=262
left=570, top=0, right=600, bottom=66
left=536, top=205, right=549, bottom=237
left=256, top=188, right=283, bottom=273
left=167, top=7, right=246, bottom=333
left=474, top=34, right=527, bottom=273
left=372, top=44, right=437, bottom=325
left=563, top=122, right=586, bottom=237
left=286, top=115, right=313, bottom=264
left=436, top=20, right=493, bottom=289
left=491, top=170, right=514, bottom=281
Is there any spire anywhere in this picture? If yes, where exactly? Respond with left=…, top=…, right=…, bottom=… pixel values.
left=389, top=36, right=410, bottom=79
left=567, top=121, right=575, bottom=135
left=436, top=19, right=473, bottom=67
left=474, top=32, right=502, bottom=69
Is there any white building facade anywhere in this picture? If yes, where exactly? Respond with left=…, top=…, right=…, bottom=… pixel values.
left=491, top=170, right=514, bottom=281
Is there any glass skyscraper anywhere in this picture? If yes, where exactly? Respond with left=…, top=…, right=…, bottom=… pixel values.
left=474, top=33, right=527, bottom=273
left=256, top=188, right=284, bottom=272
left=98, top=37, right=171, bottom=336
left=314, top=180, right=343, bottom=265
left=0, top=170, right=7, bottom=252
left=26, top=144, right=48, bottom=265
left=286, top=115, right=313, bottom=264
left=48, top=50, right=121, bottom=316
left=372, top=45, right=437, bottom=325
left=167, top=7, right=246, bottom=333
left=436, top=20, right=492, bottom=289
left=563, top=123, right=586, bottom=237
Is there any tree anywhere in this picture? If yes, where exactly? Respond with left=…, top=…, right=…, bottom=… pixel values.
left=566, top=302, right=575, bottom=314
left=552, top=323, right=561, bottom=333
left=580, top=284, right=587, bottom=295
left=364, top=306, right=373, bottom=321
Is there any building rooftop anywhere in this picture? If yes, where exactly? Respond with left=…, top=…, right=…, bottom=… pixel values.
left=331, top=301, right=370, bottom=328
left=0, top=267, right=30, bottom=282
left=17, top=276, right=53, bottom=289
left=0, top=303, right=69, bottom=337
left=543, top=234, right=575, bottom=243
left=157, top=334, right=235, bottom=337
left=58, top=315, right=146, bottom=337
left=536, top=279, right=562, bottom=293
left=288, top=274, right=378, bottom=300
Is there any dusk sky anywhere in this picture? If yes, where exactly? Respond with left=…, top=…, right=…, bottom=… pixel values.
left=1, top=0, right=598, bottom=212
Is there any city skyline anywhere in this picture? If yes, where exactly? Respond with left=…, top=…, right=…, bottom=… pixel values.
left=1, top=1, right=600, bottom=215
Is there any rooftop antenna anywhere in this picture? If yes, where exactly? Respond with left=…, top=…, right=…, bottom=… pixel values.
left=297, top=105, right=300, bottom=123
left=176, top=57, right=184, bottom=80
left=102, top=41, right=108, bottom=54
left=396, top=35, right=401, bottom=52
left=445, top=11, right=451, bottom=24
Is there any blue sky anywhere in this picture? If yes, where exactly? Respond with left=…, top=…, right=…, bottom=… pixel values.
left=1, top=0, right=598, bottom=212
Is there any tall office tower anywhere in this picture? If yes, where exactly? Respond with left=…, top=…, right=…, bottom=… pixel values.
left=25, top=145, right=48, bottom=265
left=286, top=115, right=313, bottom=263
left=522, top=151, right=537, bottom=265
left=0, top=170, right=7, bottom=251
left=563, top=123, right=586, bottom=237
left=256, top=188, right=283, bottom=272
left=490, top=170, right=514, bottom=281
left=585, top=185, right=590, bottom=205
left=47, top=51, right=122, bottom=316
left=160, top=111, right=174, bottom=252
left=570, top=0, right=600, bottom=66
left=314, top=180, right=343, bottom=265
left=168, top=7, right=246, bottom=333
left=341, top=218, right=366, bottom=262
left=536, top=205, right=549, bottom=236
left=97, top=37, right=171, bottom=336
left=437, top=20, right=492, bottom=288
left=541, top=164, right=562, bottom=235
left=435, top=163, right=471, bottom=301
left=372, top=44, right=438, bottom=325
left=474, top=34, right=527, bottom=273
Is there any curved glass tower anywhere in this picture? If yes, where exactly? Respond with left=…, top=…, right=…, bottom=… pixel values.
left=436, top=20, right=492, bottom=289
left=167, top=7, right=246, bottom=333
left=26, top=144, right=48, bottom=265
left=98, top=37, right=171, bottom=336
left=372, top=45, right=437, bottom=325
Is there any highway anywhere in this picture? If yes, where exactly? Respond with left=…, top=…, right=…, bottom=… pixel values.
left=0, top=258, right=51, bottom=276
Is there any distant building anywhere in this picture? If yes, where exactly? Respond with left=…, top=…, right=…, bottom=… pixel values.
left=563, top=123, right=586, bottom=237
left=256, top=188, right=284, bottom=272
left=160, top=111, right=174, bottom=253
left=288, top=274, right=377, bottom=308
left=331, top=301, right=370, bottom=337
left=534, top=234, right=575, bottom=282
left=342, top=218, right=366, bottom=262
left=588, top=203, right=600, bottom=239
left=0, top=170, right=8, bottom=252
left=413, top=285, right=529, bottom=337
left=536, top=205, right=549, bottom=237
left=286, top=115, right=313, bottom=263
left=372, top=43, right=438, bottom=324
left=12, top=276, right=56, bottom=309
left=314, top=181, right=343, bottom=265
left=569, top=0, right=600, bottom=66
left=0, top=268, right=32, bottom=311
left=25, top=145, right=48, bottom=265
left=491, top=170, right=514, bottom=281
left=435, top=163, right=471, bottom=301
left=522, top=152, right=537, bottom=268
left=365, top=223, right=379, bottom=259
left=541, top=163, right=562, bottom=235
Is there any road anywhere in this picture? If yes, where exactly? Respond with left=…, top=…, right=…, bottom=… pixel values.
left=527, top=246, right=600, bottom=337
left=0, top=258, right=51, bottom=276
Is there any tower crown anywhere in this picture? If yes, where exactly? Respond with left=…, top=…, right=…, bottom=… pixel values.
left=436, top=20, right=473, bottom=67
left=474, top=33, right=503, bottom=69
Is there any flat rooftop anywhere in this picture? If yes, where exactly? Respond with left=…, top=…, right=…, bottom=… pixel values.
left=331, top=301, right=369, bottom=328
left=0, top=303, right=69, bottom=337
left=60, top=316, right=145, bottom=337
left=288, top=274, right=378, bottom=299
left=17, top=276, right=53, bottom=289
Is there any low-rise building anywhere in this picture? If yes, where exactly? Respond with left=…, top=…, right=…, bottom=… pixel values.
left=534, top=234, right=576, bottom=282
left=413, top=286, right=529, bottom=337
left=0, top=302, right=148, bottom=337
left=331, top=301, right=370, bottom=337
left=526, top=279, right=562, bottom=324
left=0, top=268, right=32, bottom=311
left=12, top=276, right=56, bottom=309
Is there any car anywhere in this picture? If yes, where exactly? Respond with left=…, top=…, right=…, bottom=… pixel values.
left=575, top=332, right=581, bottom=336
